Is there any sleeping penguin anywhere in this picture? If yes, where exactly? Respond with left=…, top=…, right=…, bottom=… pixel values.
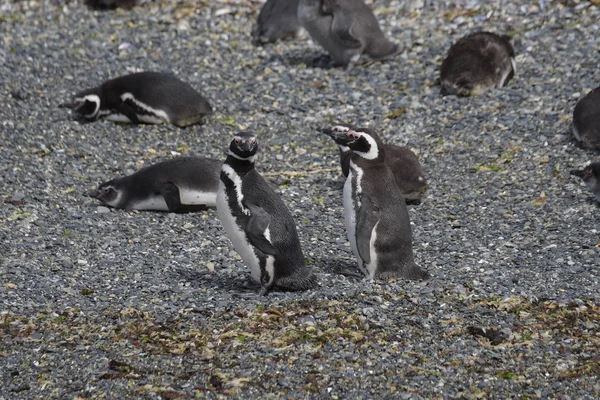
left=60, top=71, right=213, bottom=127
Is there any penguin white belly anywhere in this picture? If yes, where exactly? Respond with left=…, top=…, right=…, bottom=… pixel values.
left=105, top=113, right=166, bottom=125
left=365, top=221, right=380, bottom=280
left=343, top=173, right=361, bottom=271
left=179, top=188, right=217, bottom=207
left=571, top=123, right=581, bottom=141
left=216, top=182, right=262, bottom=283
left=130, top=196, right=170, bottom=211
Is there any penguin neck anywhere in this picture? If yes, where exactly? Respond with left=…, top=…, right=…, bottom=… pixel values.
left=225, top=155, right=255, bottom=177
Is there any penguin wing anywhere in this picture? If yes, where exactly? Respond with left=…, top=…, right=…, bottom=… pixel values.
left=331, top=14, right=362, bottom=49
left=356, top=196, right=380, bottom=265
left=245, top=202, right=279, bottom=256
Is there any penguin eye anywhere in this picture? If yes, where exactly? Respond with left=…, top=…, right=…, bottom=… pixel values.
left=234, top=138, right=241, bottom=144
left=249, top=137, right=256, bottom=144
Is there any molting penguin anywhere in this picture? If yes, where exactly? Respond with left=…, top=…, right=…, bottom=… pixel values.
left=572, top=86, right=600, bottom=150
left=297, top=0, right=399, bottom=69
left=570, top=163, right=600, bottom=203
left=216, top=132, right=318, bottom=295
left=60, top=71, right=213, bottom=127
left=327, top=126, right=429, bottom=280
left=252, top=0, right=302, bottom=45
left=319, top=125, right=428, bottom=204
left=440, top=32, right=516, bottom=96
left=87, top=157, right=221, bottom=212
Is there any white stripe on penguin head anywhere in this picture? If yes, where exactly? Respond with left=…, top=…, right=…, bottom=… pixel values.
left=352, top=131, right=379, bottom=160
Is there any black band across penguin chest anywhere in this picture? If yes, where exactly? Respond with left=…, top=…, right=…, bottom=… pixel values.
left=121, top=97, right=163, bottom=118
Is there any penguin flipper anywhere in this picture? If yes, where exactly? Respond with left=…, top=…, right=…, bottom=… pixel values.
left=245, top=203, right=279, bottom=256
left=331, top=16, right=362, bottom=50
left=356, top=196, right=380, bottom=265
left=159, top=182, right=208, bottom=213
left=115, top=102, right=141, bottom=124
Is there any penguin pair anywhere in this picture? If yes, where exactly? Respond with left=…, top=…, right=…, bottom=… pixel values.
left=61, top=72, right=213, bottom=128
left=216, top=132, right=318, bottom=295
left=297, top=0, right=399, bottom=69
left=571, top=86, right=600, bottom=150
left=440, top=32, right=516, bottom=96
left=87, top=157, right=221, bottom=212
left=320, top=126, right=428, bottom=204
left=571, top=163, right=600, bottom=203
left=321, top=125, right=430, bottom=281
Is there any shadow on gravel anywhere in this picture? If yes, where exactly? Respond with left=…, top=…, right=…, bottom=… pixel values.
left=265, top=50, right=339, bottom=70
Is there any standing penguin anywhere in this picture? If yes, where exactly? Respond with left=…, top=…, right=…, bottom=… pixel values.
left=60, top=71, right=213, bottom=127
left=440, top=32, right=516, bottom=96
left=297, top=0, right=398, bottom=69
left=86, top=157, right=222, bottom=212
left=326, top=125, right=429, bottom=280
left=570, top=163, right=600, bottom=203
left=251, top=0, right=302, bottom=45
left=319, top=126, right=428, bottom=204
left=216, top=132, right=318, bottom=295
left=572, top=86, right=600, bottom=150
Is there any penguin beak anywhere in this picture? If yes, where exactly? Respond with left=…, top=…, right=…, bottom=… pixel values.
left=317, top=127, right=333, bottom=136
left=58, top=101, right=76, bottom=109
left=84, top=189, right=100, bottom=198
left=570, top=169, right=585, bottom=179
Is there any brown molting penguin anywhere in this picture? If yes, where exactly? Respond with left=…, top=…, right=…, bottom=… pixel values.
left=570, top=163, right=600, bottom=203
left=252, top=0, right=303, bottom=45
left=440, top=32, right=516, bottom=96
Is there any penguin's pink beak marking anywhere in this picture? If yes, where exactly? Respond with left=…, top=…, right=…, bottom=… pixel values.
left=346, top=130, right=360, bottom=140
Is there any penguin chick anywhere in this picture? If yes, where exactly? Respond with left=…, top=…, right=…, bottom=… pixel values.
left=251, top=0, right=302, bottom=45
left=87, top=157, right=221, bottom=212
left=570, top=163, right=600, bottom=203
left=297, top=0, right=398, bottom=69
left=319, top=125, right=428, bottom=204
left=330, top=126, right=430, bottom=281
left=85, top=0, right=140, bottom=10
left=572, top=87, right=600, bottom=150
left=440, top=32, right=516, bottom=96
left=216, top=132, right=318, bottom=295
left=60, top=71, right=213, bottom=127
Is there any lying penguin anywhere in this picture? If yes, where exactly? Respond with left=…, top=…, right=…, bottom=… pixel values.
left=440, top=31, right=516, bottom=96
left=572, top=86, right=600, bottom=150
left=251, top=0, right=302, bottom=45
left=326, top=125, right=430, bottom=281
left=216, top=132, right=318, bottom=295
left=297, top=0, right=398, bottom=69
left=570, top=163, right=600, bottom=203
left=87, top=157, right=221, bottom=212
left=60, top=71, right=213, bottom=127
left=319, top=126, right=428, bottom=204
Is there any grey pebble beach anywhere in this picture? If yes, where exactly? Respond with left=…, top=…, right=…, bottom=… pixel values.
left=1, top=0, right=599, bottom=398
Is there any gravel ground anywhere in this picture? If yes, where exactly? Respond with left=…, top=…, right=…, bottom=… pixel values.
left=1, top=0, right=600, bottom=398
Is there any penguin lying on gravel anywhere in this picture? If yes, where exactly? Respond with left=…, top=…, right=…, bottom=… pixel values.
left=60, top=71, right=213, bottom=127
left=319, top=126, right=428, bottom=204
left=327, top=125, right=430, bottom=281
left=216, top=132, right=318, bottom=295
left=85, top=0, right=139, bottom=9
left=252, top=0, right=302, bottom=45
left=297, top=0, right=398, bottom=69
left=572, top=86, right=600, bottom=150
left=570, top=163, right=600, bottom=203
left=87, top=157, right=221, bottom=212
left=440, top=32, right=516, bottom=96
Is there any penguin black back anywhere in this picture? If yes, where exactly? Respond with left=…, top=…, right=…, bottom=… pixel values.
left=572, top=87, right=600, bottom=150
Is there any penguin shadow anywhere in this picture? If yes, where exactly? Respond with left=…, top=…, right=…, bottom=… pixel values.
left=266, top=50, right=340, bottom=70
left=309, top=255, right=363, bottom=280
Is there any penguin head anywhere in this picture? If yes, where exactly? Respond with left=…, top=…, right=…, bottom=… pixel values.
left=318, top=125, right=352, bottom=152
left=86, top=181, right=122, bottom=207
left=571, top=164, right=599, bottom=183
left=331, top=127, right=384, bottom=161
left=227, top=132, right=259, bottom=161
left=61, top=89, right=102, bottom=120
